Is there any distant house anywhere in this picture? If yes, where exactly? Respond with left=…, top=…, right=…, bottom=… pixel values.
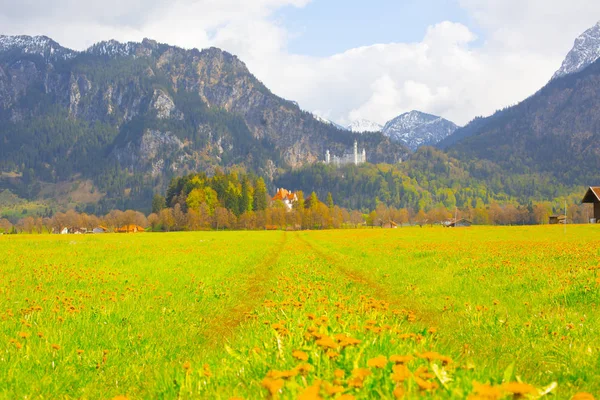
left=381, top=221, right=398, bottom=229
left=93, top=226, right=108, bottom=234
left=443, top=218, right=472, bottom=228
left=549, top=215, right=567, bottom=225
left=68, top=227, right=87, bottom=234
left=272, top=188, right=298, bottom=211
left=115, top=225, right=145, bottom=233
left=582, top=187, right=600, bottom=222
left=60, top=227, right=69, bottom=235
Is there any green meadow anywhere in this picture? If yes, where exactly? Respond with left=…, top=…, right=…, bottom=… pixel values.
left=0, top=226, right=598, bottom=399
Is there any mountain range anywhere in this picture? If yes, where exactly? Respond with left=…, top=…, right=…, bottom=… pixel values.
left=438, top=21, right=600, bottom=185
left=0, top=35, right=408, bottom=209
left=346, top=112, right=459, bottom=151
left=2, top=19, right=600, bottom=212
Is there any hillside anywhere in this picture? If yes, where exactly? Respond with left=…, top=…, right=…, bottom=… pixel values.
left=439, top=58, right=600, bottom=184
left=0, top=35, right=408, bottom=210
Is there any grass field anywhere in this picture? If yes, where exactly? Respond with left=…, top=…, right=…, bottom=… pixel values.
left=1, top=226, right=599, bottom=399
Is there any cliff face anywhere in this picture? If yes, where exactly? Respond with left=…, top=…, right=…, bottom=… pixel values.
left=0, top=36, right=409, bottom=204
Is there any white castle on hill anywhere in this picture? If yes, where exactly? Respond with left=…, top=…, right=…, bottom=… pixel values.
left=325, top=140, right=366, bottom=166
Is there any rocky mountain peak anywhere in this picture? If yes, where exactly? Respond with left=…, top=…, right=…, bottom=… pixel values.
left=552, top=21, right=600, bottom=80
left=382, top=110, right=458, bottom=151
left=0, top=34, right=76, bottom=61
left=347, top=119, right=383, bottom=133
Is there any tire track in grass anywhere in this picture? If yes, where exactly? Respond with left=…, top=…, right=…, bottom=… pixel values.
left=202, top=231, right=288, bottom=347
left=295, top=232, right=439, bottom=328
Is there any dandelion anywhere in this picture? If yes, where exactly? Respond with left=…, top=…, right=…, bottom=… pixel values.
left=261, top=377, right=284, bottom=397
left=183, top=361, right=191, bottom=371
left=367, top=355, right=388, bottom=369
left=414, top=376, right=438, bottom=391
left=393, top=385, right=406, bottom=399
left=502, top=382, right=537, bottom=397
left=391, top=364, right=411, bottom=383
left=469, top=382, right=503, bottom=400
left=293, top=350, right=308, bottom=361
left=571, top=393, right=595, bottom=400
left=298, top=381, right=322, bottom=400
left=51, top=344, right=61, bottom=350
left=18, top=332, right=29, bottom=339
left=203, top=364, right=212, bottom=378
left=77, top=349, right=84, bottom=354
left=294, top=363, right=312, bottom=375
left=390, top=355, right=414, bottom=364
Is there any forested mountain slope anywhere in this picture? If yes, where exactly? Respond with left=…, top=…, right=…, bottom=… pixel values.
left=0, top=35, right=408, bottom=210
left=439, top=58, right=600, bottom=185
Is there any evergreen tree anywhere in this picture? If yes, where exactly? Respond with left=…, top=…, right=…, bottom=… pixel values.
left=254, top=178, right=268, bottom=211
left=152, top=194, right=167, bottom=214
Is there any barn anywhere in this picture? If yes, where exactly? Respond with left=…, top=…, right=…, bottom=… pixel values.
left=381, top=221, right=398, bottom=229
left=443, top=218, right=472, bottom=228
left=115, top=225, right=145, bottom=233
left=581, top=187, right=600, bottom=222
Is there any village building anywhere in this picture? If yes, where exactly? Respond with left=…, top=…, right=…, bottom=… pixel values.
left=325, top=140, right=367, bottom=167
left=93, top=226, right=108, bottom=234
left=549, top=215, right=567, bottom=225
left=272, top=188, right=298, bottom=211
left=582, top=186, right=600, bottom=223
left=115, top=224, right=145, bottom=233
left=381, top=221, right=398, bottom=229
left=443, top=218, right=472, bottom=228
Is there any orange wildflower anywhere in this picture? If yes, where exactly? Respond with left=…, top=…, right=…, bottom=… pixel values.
left=571, top=393, right=596, bottom=400
left=468, top=382, right=503, bottom=400
left=414, top=376, right=438, bottom=391
left=18, top=332, right=29, bottom=339
left=323, top=382, right=344, bottom=396
left=293, top=350, right=309, bottom=361
left=393, top=385, right=406, bottom=398
left=391, top=364, right=411, bottom=383
left=51, top=344, right=60, bottom=350
left=316, top=336, right=338, bottom=350
left=294, top=363, right=312, bottom=375
left=261, top=378, right=284, bottom=397
left=334, top=369, right=345, bottom=379
left=182, top=361, right=191, bottom=371
left=502, top=382, right=537, bottom=396
left=367, top=355, right=388, bottom=369
left=298, top=381, right=322, bottom=400
left=390, top=355, right=414, bottom=364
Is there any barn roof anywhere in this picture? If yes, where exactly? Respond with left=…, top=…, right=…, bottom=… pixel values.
left=582, top=187, right=600, bottom=203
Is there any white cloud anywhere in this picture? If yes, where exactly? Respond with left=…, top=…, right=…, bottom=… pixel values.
left=0, top=0, right=599, bottom=126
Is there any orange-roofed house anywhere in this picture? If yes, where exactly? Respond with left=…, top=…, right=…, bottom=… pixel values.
left=115, top=224, right=145, bottom=233
left=272, top=188, right=298, bottom=211
left=582, top=187, right=600, bottom=222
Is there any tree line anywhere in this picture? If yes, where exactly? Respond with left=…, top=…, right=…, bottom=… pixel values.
left=0, top=170, right=593, bottom=234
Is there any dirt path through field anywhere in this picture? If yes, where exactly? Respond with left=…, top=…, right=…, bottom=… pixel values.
left=295, top=232, right=440, bottom=328
left=202, top=231, right=288, bottom=347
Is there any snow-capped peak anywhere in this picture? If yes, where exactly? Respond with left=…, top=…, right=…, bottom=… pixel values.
left=552, top=21, right=600, bottom=80
left=347, top=119, right=383, bottom=133
left=85, top=39, right=158, bottom=58
left=382, top=110, right=458, bottom=151
left=0, top=35, right=76, bottom=61
left=312, top=113, right=348, bottom=130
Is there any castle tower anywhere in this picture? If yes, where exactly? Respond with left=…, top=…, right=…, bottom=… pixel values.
left=353, top=140, right=358, bottom=165
left=325, top=150, right=331, bottom=164
left=362, top=148, right=366, bottom=163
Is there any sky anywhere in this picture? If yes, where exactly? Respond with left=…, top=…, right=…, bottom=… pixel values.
left=1, top=0, right=600, bottom=126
